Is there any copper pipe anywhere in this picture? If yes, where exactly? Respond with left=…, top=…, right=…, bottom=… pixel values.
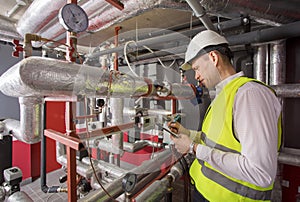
left=114, top=26, right=121, bottom=71
left=77, top=122, right=135, bottom=140
left=44, top=129, right=84, bottom=151
left=105, top=0, right=124, bottom=10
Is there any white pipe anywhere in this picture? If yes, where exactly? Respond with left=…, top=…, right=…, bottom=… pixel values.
left=0, top=57, right=151, bottom=98
left=15, top=0, right=188, bottom=47
left=6, top=0, right=26, bottom=18
left=2, top=97, right=44, bottom=144
left=0, top=15, right=22, bottom=42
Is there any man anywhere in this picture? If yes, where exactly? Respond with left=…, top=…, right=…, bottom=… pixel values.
left=168, top=30, right=282, bottom=201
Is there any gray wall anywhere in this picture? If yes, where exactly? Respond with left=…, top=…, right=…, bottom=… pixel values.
left=0, top=42, right=22, bottom=120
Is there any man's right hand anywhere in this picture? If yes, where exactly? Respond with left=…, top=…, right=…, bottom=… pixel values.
left=167, top=121, right=190, bottom=136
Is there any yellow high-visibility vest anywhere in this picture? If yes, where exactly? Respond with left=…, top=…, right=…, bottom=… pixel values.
left=190, top=77, right=282, bottom=202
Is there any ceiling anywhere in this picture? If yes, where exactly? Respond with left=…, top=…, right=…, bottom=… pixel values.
left=0, top=0, right=300, bottom=56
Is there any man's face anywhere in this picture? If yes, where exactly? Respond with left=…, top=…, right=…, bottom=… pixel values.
left=191, top=52, right=221, bottom=89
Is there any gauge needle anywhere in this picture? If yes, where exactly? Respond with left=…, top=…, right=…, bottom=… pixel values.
left=69, top=8, right=75, bottom=17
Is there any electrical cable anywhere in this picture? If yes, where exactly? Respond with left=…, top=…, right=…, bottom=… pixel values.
left=123, top=40, right=139, bottom=77
left=123, top=40, right=177, bottom=77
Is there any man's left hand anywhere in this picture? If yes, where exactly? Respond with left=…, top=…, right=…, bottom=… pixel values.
left=170, top=134, right=192, bottom=154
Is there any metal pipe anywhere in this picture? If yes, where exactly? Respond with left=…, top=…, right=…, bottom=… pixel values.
left=200, top=0, right=300, bottom=25
left=19, top=97, right=44, bottom=144
left=2, top=97, right=44, bottom=144
left=227, top=21, right=300, bottom=46
left=81, top=158, right=127, bottom=178
left=278, top=152, right=300, bottom=167
left=253, top=45, right=268, bottom=83
left=57, top=154, right=99, bottom=179
left=269, top=40, right=286, bottom=85
left=134, top=157, right=186, bottom=201
left=0, top=57, right=153, bottom=98
left=86, top=18, right=243, bottom=59
left=16, top=0, right=66, bottom=38
left=88, top=19, right=300, bottom=61
left=79, top=149, right=172, bottom=201
left=123, top=141, right=148, bottom=153
left=110, top=98, right=124, bottom=166
left=0, top=15, right=22, bottom=42
left=15, top=0, right=188, bottom=47
left=185, top=0, right=217, bottom=31
left=6, top=0, right=26, bottom=18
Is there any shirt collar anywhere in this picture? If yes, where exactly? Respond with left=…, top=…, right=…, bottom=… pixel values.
left=215, top=71, right=244, bottom=96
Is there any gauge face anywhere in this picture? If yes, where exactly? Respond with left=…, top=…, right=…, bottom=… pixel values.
left=122, top=172, right=137, bottom=193
left=58, top=3, right=89, bottom=33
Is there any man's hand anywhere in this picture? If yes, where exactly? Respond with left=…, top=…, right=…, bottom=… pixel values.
left=170, top=134, right=192, bottom=154
left=167, top=121, right=190, bottom=136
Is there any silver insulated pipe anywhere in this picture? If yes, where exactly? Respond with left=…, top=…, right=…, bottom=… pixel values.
left=2, top=97, right=43, bottom=144
left=0, top=57, right=152, bottom=98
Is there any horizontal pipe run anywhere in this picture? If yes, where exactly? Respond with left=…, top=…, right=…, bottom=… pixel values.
left=45, top=129, right=84, bottom=151
left=79, top=149, right=173, bottom=201
left=57, top=155, right=99, bottom=179
left=278, top=152, right=300, bottom=167
left=227, top=20, right=300, bottom=46
left=87, top=20, right=300, bottom=61
left=271, top=84, right=300, bottom=97
left=77, top=122, right=135, bottom=140
left=0, top=57, right=152, bottom=98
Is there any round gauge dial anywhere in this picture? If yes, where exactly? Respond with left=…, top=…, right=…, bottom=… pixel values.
left=58, top=3, right=89, bottom=33
left=122, top=172, right=137, bottom=193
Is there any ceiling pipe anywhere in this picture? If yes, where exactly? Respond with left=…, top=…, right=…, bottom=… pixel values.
left=85, top=17, right=244, bottom=60
left=227, top=21, right=300, bottom=46
left=16, top=0, right=66, bottom=38
left=200, top=0, right=300, bottom=25
left=90, top=20, right=300, bottom=61
left=0, top=57, right=152, bottom=98
left=185, top=0, right=217, bottom=31
left=16, top=0, right=189, bottom=47
left=0, top=15, right=22, bottom=42
left=6, top=0, right=27, bottom=18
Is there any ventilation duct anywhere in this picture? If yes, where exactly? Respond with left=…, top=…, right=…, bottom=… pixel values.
left=200, top=0, right=300, bottom=26
left=16, top=0, right=189, bottom=47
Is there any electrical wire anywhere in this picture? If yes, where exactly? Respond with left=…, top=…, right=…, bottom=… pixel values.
left=123, top=40, right=139, bottom=77
left=123, top=40, right=177, bottom=77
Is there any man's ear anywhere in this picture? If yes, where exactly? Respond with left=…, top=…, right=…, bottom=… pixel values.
left=208, top=50, right=219, bottom=66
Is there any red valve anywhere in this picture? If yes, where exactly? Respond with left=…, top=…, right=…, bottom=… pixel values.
left=12, top=39, right=23, bottom=58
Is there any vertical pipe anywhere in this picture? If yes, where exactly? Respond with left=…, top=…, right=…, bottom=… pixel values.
left=269, top=40, right=286, bottom=202
left=19, top=97, right=44, bottom=143
left=185, top=0, right=216, bottom=31
left=65, top=102, right=77, bottom=202
left=114, top=26, right=121, bottom=71
left=111, top=26, right=123, bottom=166
left=270, top=40, right=286, bottom=85
left=110, top=98, right=124, bottom=166
left=65, top=0, right=78, bottom=200
left=253, top=45, right=268, bottom=83
left=40, top=102, right=47, bottom=192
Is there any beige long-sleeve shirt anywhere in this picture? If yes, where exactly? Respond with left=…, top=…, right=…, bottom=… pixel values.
left=191, top=72, right=281, bottom=187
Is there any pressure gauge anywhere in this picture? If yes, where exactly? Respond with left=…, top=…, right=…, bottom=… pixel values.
left=58, top=3, right=89, bottom=33
left=122, top=172, right=137, bottom=193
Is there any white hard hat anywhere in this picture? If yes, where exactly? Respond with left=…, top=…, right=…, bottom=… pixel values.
left=181, top=30, right=228, bottom=70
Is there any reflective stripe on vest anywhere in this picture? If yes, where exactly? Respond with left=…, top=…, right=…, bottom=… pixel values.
left=190, top=77, right=281, bottom=201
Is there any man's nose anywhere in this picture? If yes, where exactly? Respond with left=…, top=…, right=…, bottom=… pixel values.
left=194, top=72, right=200, bottom=80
